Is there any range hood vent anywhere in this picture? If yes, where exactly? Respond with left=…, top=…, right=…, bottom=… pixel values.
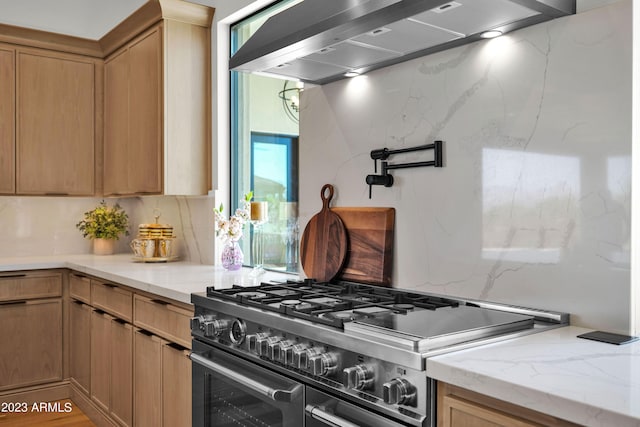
left=230, top=0, right=575, bottom=85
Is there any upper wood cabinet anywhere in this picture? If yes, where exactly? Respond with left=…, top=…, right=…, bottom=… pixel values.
left=0, top=45, right=15, bottom=194
left=16, top=49, right=97, bottom=195
left=104, top=9, right=212, bottom=196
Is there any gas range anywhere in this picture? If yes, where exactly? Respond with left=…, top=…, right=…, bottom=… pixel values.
left=191, top=279, right=568, bottom=427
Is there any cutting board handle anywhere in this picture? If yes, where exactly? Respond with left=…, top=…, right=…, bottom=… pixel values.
left=320, top=184, right=335, bottom=211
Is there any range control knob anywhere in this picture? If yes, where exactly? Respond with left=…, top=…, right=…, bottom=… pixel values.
left=383, top=378, right=416, bottom=406
left=257, top=336, right=280, bottom=357
left=246, top=332, right=269, bottom=353
left=190, top=315, right=204, bottom=332
left=202, top=319, right=229, bottom=338
left=272, top=340, right=294, bottom=364
left=292, top=344, right=310, bottom=369
left=309, top=352, right=338, bottom=377
left=342, top=365, right=374, bottom=390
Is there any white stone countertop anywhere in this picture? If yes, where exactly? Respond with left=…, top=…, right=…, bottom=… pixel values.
left=428, top=325, right=640, bottom=427
left=3, top=255, right=639, bottom=426
left=0, top=254, right=298, bottom=304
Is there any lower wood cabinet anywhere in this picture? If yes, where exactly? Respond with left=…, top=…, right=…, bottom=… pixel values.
left=90, top=309, right=133, bottom=427
left=437, top=382, right=579, bottom=427
left=134, top=329, right=191, bottom=427
left=0, top=299, right=62, bottom=391
left=68, top=276, right=191, bottom=427
left=69, top=300, right=91, bottom=395
left=0, top=270, right=63, bottom=392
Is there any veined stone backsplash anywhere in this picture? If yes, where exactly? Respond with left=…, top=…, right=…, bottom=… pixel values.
left=299, top=1, right=632, bottom=332
left=0, top=196, right=215, bottom=264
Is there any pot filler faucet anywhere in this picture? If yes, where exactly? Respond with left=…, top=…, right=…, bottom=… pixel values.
left=366, top=140, right=444, bottom=198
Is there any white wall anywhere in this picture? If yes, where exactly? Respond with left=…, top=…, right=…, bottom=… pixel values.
left=299, top=1, right=633, bottom=333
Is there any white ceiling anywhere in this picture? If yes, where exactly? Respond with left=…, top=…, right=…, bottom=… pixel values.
left=0, top=0, right=624, bottom=41
left=0, top=0, right=147, bottom=40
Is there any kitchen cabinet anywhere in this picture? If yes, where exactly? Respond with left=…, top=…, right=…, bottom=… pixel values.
left=69, top=300, right=91, bottom=395
left=16, top=49, right=96, bottom=195
left=0, top=271, right=63, bottom=391
left=0, top=45, right=15, bottom=194
left=133, top=329, right=191, bottom=427
left=91, top=309, right=133, bottom=427
left=437, top=382, right=579, bottom=427
left=103, top=16, right=211, bottom=196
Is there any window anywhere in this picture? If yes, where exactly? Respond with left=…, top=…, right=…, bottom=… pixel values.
left=230, top=1, right=301, bottom=273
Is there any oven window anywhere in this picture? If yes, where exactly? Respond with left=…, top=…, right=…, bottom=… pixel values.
left=207, top=375, right=283, bottom=426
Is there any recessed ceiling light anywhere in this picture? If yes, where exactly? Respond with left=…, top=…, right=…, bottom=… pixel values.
left=480, top=30, right=503, bottom=39
left=344, top=71, right=360, bottom=78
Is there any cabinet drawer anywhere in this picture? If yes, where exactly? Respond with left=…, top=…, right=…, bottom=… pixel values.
left=134, top=295, right=192, bottom=348
left=0, top=271, right=62, bottom=302
left=91, top=280, right=132, bottom=322
left=69, top=273, right=91, bottom=304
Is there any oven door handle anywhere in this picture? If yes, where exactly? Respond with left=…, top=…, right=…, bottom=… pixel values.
left=190, top=352, right=302, bottom=403
left=305, top=404, right=361, bottom=427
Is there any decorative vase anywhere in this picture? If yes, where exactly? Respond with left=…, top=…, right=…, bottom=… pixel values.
left=221, top=240, right=243, bottom=271
left=93, top=238, right=116, bottom=255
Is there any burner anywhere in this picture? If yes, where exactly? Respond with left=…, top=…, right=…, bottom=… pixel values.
left=294, top=302, right=316, bottom=312
left=280, top=299, right=302, bottom=307
left=235, top=291, right=267, bottom=299
left=320, top=310, right=366, bottom=322
left=305, top=297, right=342, bottom=306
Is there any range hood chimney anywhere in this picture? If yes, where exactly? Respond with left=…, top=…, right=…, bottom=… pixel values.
left=230, top=0, right=575, bottom=85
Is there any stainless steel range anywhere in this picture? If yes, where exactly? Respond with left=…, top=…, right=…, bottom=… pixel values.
left=191, top=279, right=568, bottom=427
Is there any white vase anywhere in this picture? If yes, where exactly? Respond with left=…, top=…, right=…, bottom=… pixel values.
left=93, top=238, right=116, bottom=255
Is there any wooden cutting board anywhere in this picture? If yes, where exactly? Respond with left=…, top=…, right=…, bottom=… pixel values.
left=332, top=207, right=395, bottom=287
left=300, top=184, right=348, bottom=282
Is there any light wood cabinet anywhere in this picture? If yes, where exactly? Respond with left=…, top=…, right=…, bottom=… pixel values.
left=69, top=273, right=91, bottom=304
left=69, top=300, right=91, bottom=395
left=0, top=299, right=63, bottom=391
left=438, top=382, right=579, bottom=427
left=103, top=17, right=211, bottom=196
left=111, top=319, right=133, bottom=427
left=133, top=329, right=191, bottom=427
left=0, top=45, right=15, bottom=194
left=0, top=271, right=63, bottom=391
left=91, top=310, right=133, bottom=427
left=162, top=343, right=191, bottom=427
left=16, top=49, right=96, bottom=195
left=104, top=27, right=161, bottom=195
left=134, top=294, right=192, bottom=349
left=91, top=279, right=133, bottom=322
left=91, top=310, right=112, bottom=413
left=134, top=330, right=163, bottom=427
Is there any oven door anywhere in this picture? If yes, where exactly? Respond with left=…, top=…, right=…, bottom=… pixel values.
left=191, top=340, right=304, bottom=427
left=305, top=388, right=407, bottom=427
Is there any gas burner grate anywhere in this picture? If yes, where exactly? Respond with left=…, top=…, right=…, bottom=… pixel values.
left=206, top=281, right=462, bottom=328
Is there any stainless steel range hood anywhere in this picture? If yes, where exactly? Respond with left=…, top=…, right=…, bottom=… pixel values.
left=230, top=0, right=575, bottom=85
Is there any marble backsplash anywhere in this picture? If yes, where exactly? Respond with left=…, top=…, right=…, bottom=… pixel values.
left=299, top=1, right=632, bottom=332
left=0, top=195, right=215, bottom=264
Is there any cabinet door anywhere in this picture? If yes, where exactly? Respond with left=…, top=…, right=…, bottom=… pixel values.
left=104, top=49, right=130, bottom=195
left=134, top=329, right=163, bottom=427
left=104, top=27, right=162, bottom=196
left=111, top=319, right=133, bottom=427
left=91, top=310, right=112, bottom=413
left=69, top=300, right=91, bottom=395
left=16, top=50, right=95, bottom=195
left=441, top=394, right=543, bottom=427
left=0, top=299, right=62, bottom=390
left=0, top=46, right=15, bottom=194
left=162, top=343, right=191, bottom=427
left=128, top=27, right=162, bottom=194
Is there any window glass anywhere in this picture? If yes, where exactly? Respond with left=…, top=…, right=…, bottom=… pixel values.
left=231, top=1, right=301, bottom=273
